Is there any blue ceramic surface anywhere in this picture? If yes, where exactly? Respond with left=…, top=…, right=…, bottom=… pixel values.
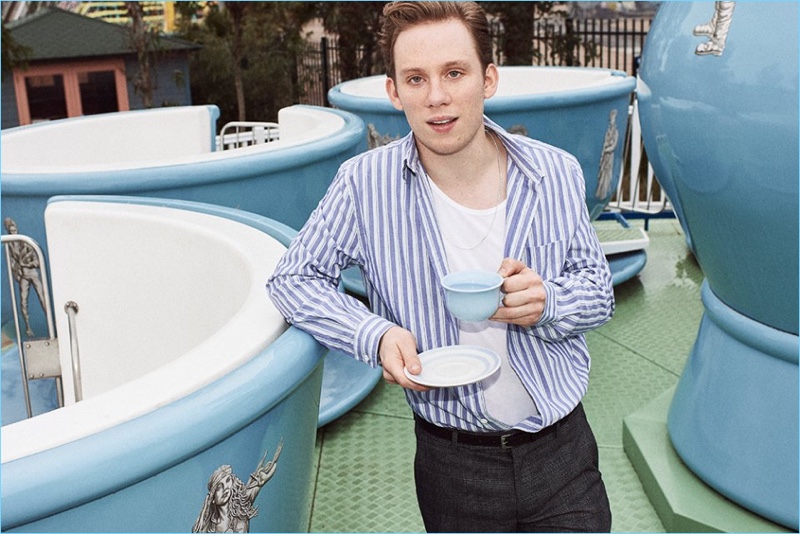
left=639, top=3, right=799, bottom=528
left=668, top=282, right=798, bottom=530
left=318, top=348, right=382, bottom=427
left=1, top=197, right=327, bottom=532
left=441, top=270, right=504, bottom=322
left=1, top=105, right=365, bottom=334
left=638, top=2, right=798, bottom=335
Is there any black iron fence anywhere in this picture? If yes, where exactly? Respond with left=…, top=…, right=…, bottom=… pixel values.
left=297, top=37, right=344, bottom=108
left=297, top=17, right=652, bottom=107
left=530, top=17, right=651, bottom=76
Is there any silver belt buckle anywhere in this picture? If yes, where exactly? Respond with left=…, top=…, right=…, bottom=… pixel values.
left=500, top=433, right=514, bottom=449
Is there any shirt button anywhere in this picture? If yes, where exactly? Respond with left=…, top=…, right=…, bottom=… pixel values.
left=480, top=418, right=489, bottom=424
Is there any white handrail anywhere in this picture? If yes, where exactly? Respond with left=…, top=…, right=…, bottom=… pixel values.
left=608, top=97, right=672, bottom=215
left=63, top=301, right=83, bottom=402
left=216, top=121, right=280, bottom=151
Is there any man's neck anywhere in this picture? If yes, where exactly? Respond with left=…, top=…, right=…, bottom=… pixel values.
left=420, top=130, right=506, bottom=210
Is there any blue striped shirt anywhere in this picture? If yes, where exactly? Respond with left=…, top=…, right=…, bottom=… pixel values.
left=267, top=117, right=614, bottom=433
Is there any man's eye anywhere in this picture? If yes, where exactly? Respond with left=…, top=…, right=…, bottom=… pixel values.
left=408, top=76, right=424, bottom=85
left=447, top=71, right=462, bottom=79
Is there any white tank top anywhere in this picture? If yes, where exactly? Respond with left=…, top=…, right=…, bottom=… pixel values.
left=427, top=176, right=538, bottom=426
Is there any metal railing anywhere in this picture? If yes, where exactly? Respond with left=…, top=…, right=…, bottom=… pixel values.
left=531, top=17, right=652, bottom=76
left=2, top=233, right=66, bottom=417
left=2, top=231, right=92, bottom=415
left=607, top=94, right=671, bottom=217
left=216, top=121, right=280, bottom=151
left=63, top=300, right=83, bottom=402
left=298, top=16, right=652, bottom=108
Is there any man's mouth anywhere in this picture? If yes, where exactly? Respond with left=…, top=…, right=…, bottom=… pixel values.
left=429, top=118, right=456, bottom=126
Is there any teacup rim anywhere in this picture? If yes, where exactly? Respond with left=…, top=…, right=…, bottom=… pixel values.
left=441, top=270, right=504, bottom=292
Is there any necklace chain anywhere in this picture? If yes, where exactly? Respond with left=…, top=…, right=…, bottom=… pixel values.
left=430, top=130, right=504, bottom=251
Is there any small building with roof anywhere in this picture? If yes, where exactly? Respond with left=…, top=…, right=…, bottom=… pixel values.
left=2, top=6, right=199, bottom=129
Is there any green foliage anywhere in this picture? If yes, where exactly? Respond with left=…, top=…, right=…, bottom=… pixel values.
left=176, top=2, right=316, bottom=128
left=175, top=1, right=607, bottom=125
left=2, top=23, right=31, bottom=80
left=315, top=2, right=385, bottom=79
left=480, top=2, right=601, bottom=67
left=125, top=1, right=163, bottom=108
left=480, top=2, right=536, bottom=65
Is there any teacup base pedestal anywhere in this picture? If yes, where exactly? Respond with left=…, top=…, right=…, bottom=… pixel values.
left=623, top=387, right=793, bottom=533
left=626, top=281, right=798, bottom=531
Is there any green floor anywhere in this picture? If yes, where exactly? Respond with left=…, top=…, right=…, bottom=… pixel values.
left=307, top=217, right=705, bottom=533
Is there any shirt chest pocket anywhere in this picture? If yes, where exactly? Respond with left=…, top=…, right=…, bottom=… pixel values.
left=529, top=238, right=570, bottom=281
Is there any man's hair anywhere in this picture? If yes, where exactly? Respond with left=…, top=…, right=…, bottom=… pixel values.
left=379, top=1, right=492, bottom=79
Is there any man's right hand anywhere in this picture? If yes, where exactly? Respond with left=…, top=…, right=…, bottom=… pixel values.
left=378, top=326, right=430, bottom=391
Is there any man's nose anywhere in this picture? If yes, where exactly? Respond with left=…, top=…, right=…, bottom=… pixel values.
left=426, top=79, right=450, bottom=107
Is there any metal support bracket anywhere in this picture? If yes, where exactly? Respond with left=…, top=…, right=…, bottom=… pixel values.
left=22, top=338, right=61, bottom=380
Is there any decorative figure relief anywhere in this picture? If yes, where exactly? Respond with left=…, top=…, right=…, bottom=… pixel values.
left=192, top=440, right=283, bottom=533
left=595, top=109, right=619, bottom=200
left=367, top=124, right=400, bottom=149
left=693, top=1, right=736, bottom=56
left=3, top=218, right=47, bottom=338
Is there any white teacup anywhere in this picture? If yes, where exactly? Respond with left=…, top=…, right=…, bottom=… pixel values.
left=441, top=270, right=504, bottom=322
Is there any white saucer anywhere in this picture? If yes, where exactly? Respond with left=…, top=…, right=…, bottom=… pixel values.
left=404, top=345, right=501, bottom=387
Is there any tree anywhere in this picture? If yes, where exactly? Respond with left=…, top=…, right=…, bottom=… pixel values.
left=125, top=1, right=161, bottom=108
left=480, top=2, right=536, bottom=65
left=175, top=2, right=317, bottom=127
left=480, top=2, right=600, bottom=67
left=314, top=2, right=385, bottom=80
left=224, top=2, right=247, bottom=121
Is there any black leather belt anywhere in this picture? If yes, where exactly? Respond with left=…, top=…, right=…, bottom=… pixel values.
left=414, top=406, right=576, bottom=449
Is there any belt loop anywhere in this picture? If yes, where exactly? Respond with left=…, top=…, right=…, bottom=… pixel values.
left=451, top=429, right=459, bottom=446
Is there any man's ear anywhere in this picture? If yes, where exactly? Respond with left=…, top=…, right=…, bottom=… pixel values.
left=385, top=76, right=404, bottom=111
left=484, top=64, right=499, bottom=99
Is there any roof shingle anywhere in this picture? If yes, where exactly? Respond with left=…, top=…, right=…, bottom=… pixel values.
left=7, top=7, right=199, bottom=61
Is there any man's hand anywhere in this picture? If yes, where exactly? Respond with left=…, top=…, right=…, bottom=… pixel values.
left=378, top=326, right=430, bottom=391
left=490, top=258, right=546, bottom=327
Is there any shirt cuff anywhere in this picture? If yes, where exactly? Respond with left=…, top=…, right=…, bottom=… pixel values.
left=537, top=281, right=558, bottom=326
left=353, top=314, right=396, bottom=367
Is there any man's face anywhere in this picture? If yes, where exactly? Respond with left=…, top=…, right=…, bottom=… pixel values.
left=385, top=18, right=498, bottom=160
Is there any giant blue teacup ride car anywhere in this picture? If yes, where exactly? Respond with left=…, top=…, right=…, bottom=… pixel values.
left=635, top=2, right=798, bottom=530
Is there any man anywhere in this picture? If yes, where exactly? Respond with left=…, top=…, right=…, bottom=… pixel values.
left=267, top=2, right=614, bottom=531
